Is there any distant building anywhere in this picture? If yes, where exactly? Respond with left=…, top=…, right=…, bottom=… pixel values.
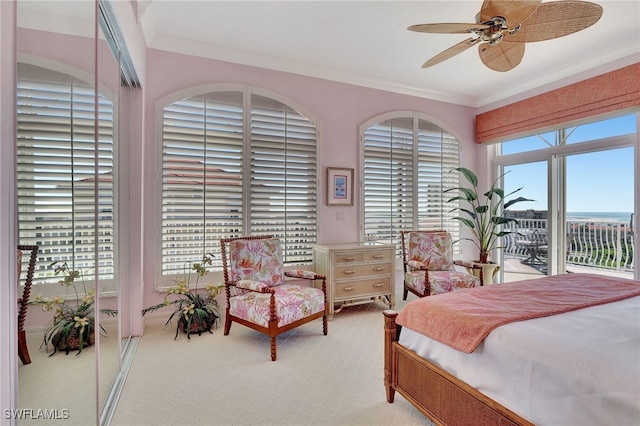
left=505, top=209, right=548, bottom=220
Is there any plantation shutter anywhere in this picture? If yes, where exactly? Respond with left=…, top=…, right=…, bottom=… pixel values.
left=363, top=117, right=415, bottom=249
left=161, top=89, right=318, bottom=274
left=161, top=92, right=244, bottom=274
left=417, top=119, right=461, bottom=254
left=363, top=114, right=461, bottom=255
left=16, top=63, right=115, bottom=284
left=249, top=94, right=318, bottom=264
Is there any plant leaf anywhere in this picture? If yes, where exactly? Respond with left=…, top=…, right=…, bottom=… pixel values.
left=451, top=167, right=478, bottom=187
left=451, top=217, right=475, bottom=228
left=504, top=196, right=535, bottom=209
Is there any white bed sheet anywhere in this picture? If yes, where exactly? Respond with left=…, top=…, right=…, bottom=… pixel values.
left=399, top=295, right=640, bottom=426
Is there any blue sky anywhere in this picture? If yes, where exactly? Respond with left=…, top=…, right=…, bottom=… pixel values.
left=502, top=114, right=636, bottom=213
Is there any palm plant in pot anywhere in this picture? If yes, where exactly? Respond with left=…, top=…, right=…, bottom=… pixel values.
left=31, top=261, right=118, bottom=356
left=142, top=253, right=223, bottom=339
left=444, top=167, right=533, bottom=281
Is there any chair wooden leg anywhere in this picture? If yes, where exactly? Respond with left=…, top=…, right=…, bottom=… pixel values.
left=322, top=314, right=328, bottom=335
left=270, top=337, right=277, bottom=361
left=18, top=330, right=31, bottom=365
left=223, top=311, right=232, bottom=335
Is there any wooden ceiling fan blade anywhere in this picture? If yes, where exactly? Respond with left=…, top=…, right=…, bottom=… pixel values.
left=422, top=37, right=481, bottom=68
left=505, top=1, right=603, bottom=43
left=478, top=42, right=525, bottom=72
left=478, top=0, right=541, bottom=26
left=408, top=23, right=490, bottom=34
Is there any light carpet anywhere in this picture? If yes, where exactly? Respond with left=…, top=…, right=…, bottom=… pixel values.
left=109, top=296, right=431, bottom=426
left=18, top=322, right=120, bottom=426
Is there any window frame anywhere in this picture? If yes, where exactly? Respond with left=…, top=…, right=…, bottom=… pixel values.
left=493, top=112, right=638, bottom=280
left=156, top=84, right=320, bottom=288
left=16, top=60, right=117, bottom=297
left=359, top=111, right=464, bottom=256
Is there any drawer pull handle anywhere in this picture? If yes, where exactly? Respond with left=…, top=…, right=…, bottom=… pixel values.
left=344, top=286, right=355, bottom=291
left=372, top=255, right=384, bottom=259
left=373, top=267, right=384, bottom=272
left=343, top=256, right=356, bottom=261
left=343, top=270, right=355, bottom=275
left=373, top=283, right=385, bottom=288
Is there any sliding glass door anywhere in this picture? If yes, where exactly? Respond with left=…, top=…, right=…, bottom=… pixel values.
left=501, top=161, right=548, bottom=279
left=565, top=148, right=635, bottom=276
left=496, top=113, right=636, bottom=282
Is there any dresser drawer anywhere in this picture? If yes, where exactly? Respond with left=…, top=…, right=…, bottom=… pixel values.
left=333, top=252, right=364, bottom=264
left=364, top=250, right=392, bottom=262
left=334, top=277, right=392, bottom=299
left=334, top=263, right=391, bottom=279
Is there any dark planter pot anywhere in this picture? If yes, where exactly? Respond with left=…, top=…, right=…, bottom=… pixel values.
left=52, top=328, right=95, bottom=355
left=178, top=312, right=218, bottom=338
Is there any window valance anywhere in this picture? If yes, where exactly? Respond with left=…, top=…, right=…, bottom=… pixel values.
left=476, top=62, right=640, bottom=144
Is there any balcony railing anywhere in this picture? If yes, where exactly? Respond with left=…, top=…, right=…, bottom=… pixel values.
left=503, top=219, right=635, bottom=273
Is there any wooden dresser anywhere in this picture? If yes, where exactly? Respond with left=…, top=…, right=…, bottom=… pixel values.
left=312, top=242, right=395, bottom=318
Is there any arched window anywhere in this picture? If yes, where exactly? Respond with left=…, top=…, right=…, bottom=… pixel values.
left=361, top=112, right=461, bottom=254
left=161, top=87, right=318, bottom=275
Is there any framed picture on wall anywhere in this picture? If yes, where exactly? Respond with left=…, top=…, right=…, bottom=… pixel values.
left=327, top=167, right=354, bottom=206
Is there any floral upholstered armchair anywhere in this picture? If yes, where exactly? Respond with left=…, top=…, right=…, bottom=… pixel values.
left=400, top=231, right=480, bottom=299
left=220, top=235, right=327, bottom=361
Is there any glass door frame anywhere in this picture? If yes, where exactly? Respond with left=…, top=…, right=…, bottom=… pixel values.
left=491, top=119, right=638, bottom=282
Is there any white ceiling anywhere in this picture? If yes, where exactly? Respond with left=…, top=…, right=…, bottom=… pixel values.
left=136, top=1, right=640, bottom=108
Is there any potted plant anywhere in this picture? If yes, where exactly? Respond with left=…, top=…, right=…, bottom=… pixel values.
left=31, top=261, right=118, bottom=356
left=445, top=167, right=532, bottom=283
left=142, top=253, right=223, bottom=339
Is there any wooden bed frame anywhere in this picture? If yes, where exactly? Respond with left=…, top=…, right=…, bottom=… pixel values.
left=383, top=310, right=534, bottom=426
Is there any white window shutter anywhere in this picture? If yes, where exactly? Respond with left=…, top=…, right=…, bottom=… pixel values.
left=363, top=114, right=461, bottom=255
left=17, top=64, right=115, bottom=284
left=161, top=90, right=318, bottom=274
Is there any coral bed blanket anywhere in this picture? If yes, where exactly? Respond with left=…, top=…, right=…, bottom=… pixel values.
left=396, top=273, right=640, bottom=353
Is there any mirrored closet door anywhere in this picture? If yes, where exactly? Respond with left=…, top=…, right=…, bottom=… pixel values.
left=16, top=1, right=135, bottom=423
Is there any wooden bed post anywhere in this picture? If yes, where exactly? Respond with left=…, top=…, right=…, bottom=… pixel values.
left=383, top=310, right=399, bottom=403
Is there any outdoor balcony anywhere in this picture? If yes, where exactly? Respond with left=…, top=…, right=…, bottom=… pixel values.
left=502, top=217, right=635, bottom=282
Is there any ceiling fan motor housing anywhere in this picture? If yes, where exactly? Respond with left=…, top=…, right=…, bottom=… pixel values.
left=476, top=16, right=508, bottom=44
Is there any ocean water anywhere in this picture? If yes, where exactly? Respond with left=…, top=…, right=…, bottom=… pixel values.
left=567, top=212, right=633, bottom=223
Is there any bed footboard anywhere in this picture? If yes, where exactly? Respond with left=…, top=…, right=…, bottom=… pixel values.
left=383, top=310, right=533, bottom=426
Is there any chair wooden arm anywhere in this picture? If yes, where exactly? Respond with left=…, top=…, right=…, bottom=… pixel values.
left=453, top=260, right=482, bottom=270
left=235, top=279, right=270, bottom=292
left=284, top=269, right=323, bottom=280
left=225, top=280, right=273, bottom=294
left=284, top=271, right=327, bottom=297
left=405, top=260, right=427, bottom=271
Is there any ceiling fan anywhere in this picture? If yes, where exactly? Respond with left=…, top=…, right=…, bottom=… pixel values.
left=409, top=0, right=603, bottom=72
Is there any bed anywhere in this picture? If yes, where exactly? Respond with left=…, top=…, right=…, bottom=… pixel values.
left=383, top=273, right=640, bottom=426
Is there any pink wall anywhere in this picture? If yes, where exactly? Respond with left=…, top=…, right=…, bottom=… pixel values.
left=10, top=27, right=481, bottom=332
left=143, top=48, right=478, bottom=242
left=139, top=48, right=479, bottom=314
left=0, top=1, right=475, bottom=411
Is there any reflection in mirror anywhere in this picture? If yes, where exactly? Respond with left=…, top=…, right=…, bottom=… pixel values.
left=16, top=1, right=100, bottom=424
left=16, top=1, right=138, bottom=423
